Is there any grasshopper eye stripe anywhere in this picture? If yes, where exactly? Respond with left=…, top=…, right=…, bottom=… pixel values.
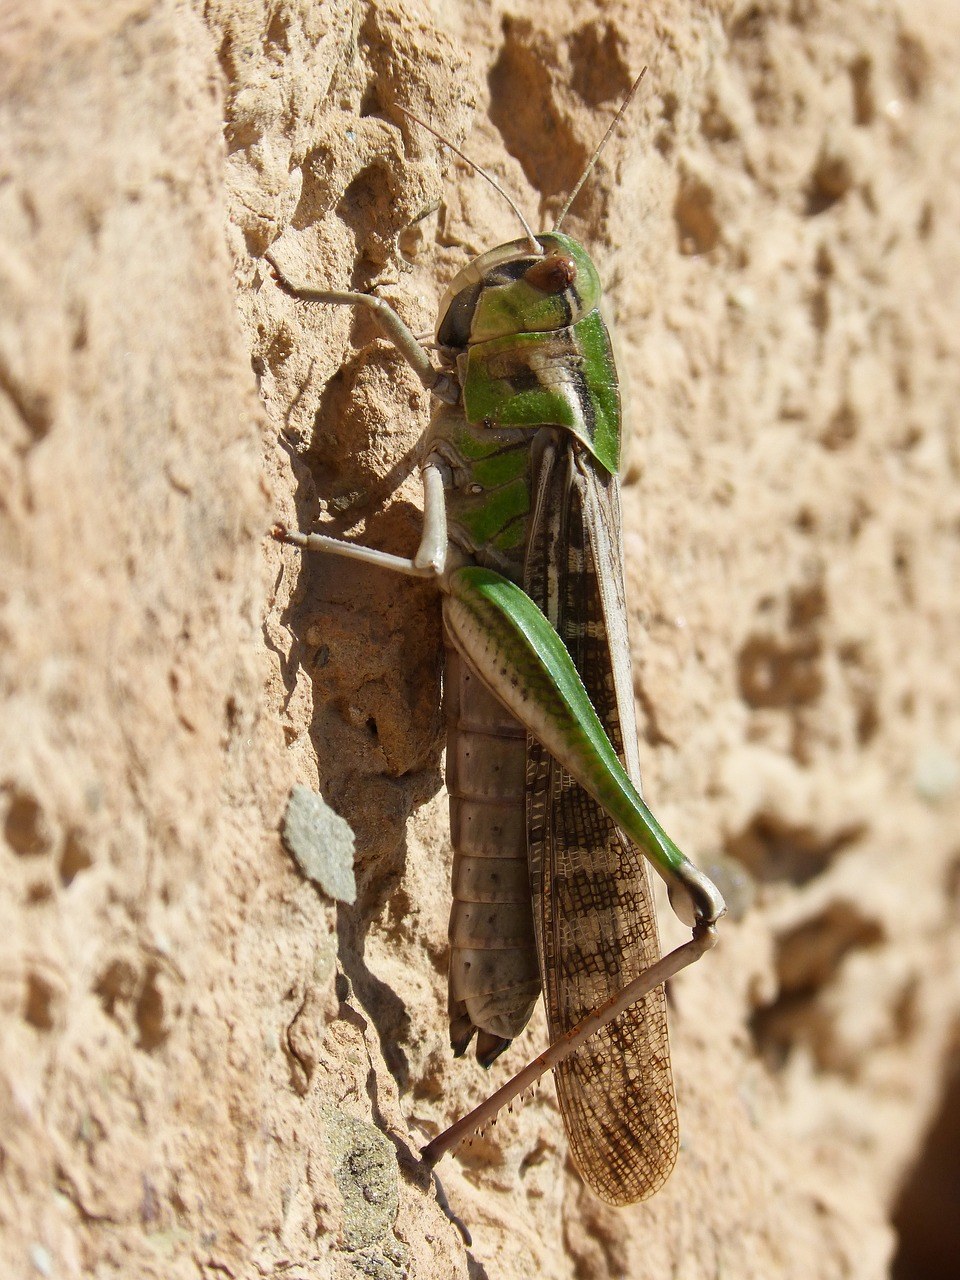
left=437, top=282, right=482, bottom=347
left=269, top=65, right=723, bottom=1207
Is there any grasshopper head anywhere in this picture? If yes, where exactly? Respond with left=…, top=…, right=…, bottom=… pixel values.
left=437, top=232, right=602, bottom=348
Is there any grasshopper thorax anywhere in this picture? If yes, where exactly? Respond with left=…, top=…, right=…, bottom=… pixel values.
left=437, top=232, right=602, bottom=349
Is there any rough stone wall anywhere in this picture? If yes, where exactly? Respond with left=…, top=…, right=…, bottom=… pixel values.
left=1, top=1, right=958, bottom=1277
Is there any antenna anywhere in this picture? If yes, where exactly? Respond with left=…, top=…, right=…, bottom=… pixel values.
left=396, top=105, right=542, bottom=256
left=553, top=67, right=648, bottom=232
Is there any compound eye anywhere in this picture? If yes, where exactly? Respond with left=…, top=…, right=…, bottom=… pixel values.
left=523, top=251, right=578, bottom=294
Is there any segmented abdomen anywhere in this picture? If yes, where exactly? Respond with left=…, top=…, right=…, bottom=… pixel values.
left=444, top=636, right=541, bottom=1066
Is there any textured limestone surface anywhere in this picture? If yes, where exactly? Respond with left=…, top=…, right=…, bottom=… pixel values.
left=1, top=1, right=959, bottom=1277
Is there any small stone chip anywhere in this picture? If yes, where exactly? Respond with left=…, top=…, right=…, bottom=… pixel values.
left=282, top=785, right=357, bottom=903
left=913, top=746, right=959, bottom=804
left=324, top=1108, right=401, bottom=1258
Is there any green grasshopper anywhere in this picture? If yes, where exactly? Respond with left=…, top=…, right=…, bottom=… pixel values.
left=269, top=71, right=725, bottom=1206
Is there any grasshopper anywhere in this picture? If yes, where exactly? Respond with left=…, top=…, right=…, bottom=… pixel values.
left=269, top=71, right=725, bottom=1206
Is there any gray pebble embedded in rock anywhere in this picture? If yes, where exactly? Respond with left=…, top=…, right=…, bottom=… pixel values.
left=281, top=784, right=357, bottom=903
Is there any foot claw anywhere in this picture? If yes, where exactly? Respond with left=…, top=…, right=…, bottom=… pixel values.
left=264, top=252, right=293, bottom=291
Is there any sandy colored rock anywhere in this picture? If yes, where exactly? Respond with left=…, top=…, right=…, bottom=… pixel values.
left=1, top=0, right=959, bottom=1277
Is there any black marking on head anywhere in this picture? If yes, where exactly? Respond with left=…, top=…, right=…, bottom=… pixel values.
left=484, top=257, right=539, bottom=286
left=438, top=282, right=483, bottom=348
